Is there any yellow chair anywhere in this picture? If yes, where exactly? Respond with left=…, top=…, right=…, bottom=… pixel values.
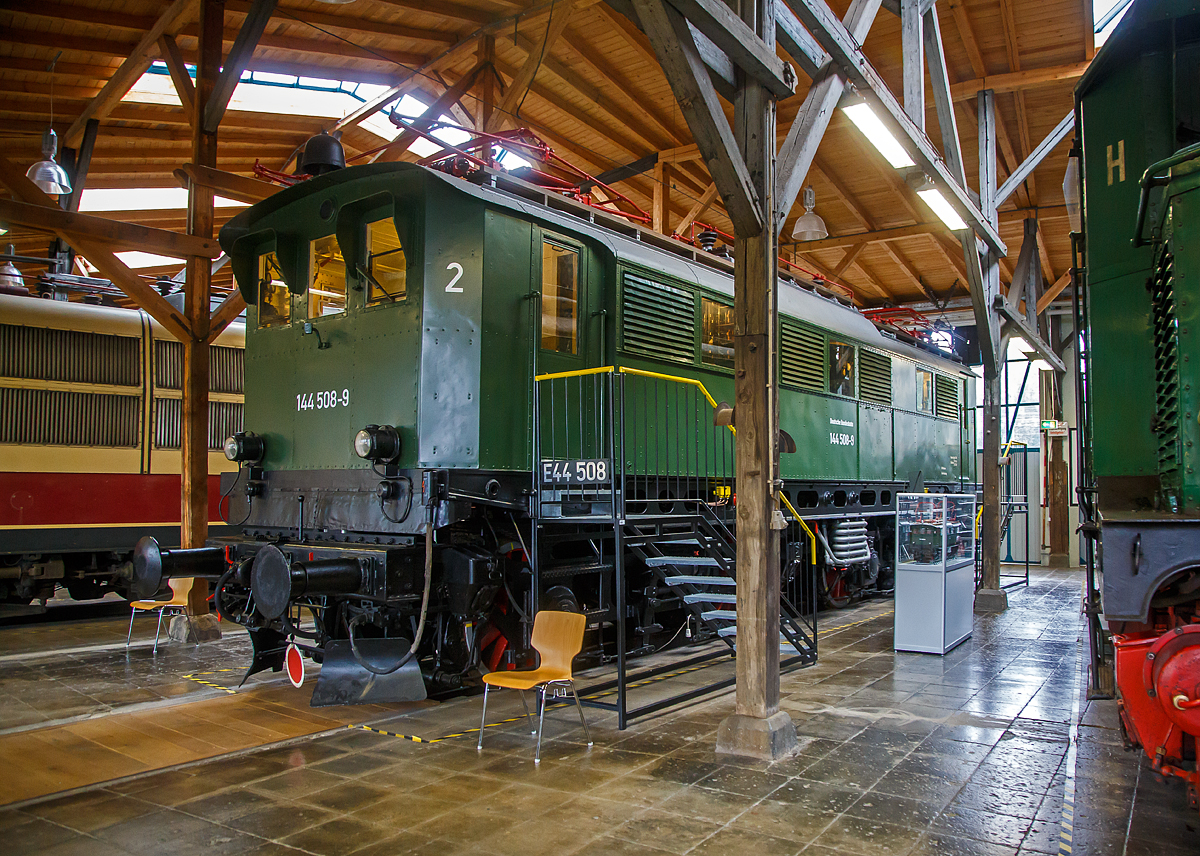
left=126, top=578, right=195, bottom=654
left=477, top=610, right=592, bottom=763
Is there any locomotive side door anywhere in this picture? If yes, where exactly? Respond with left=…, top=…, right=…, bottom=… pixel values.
left=533, top=231, right=602, bottom=376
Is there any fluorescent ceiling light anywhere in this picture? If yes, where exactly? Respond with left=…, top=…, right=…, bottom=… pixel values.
left=917, top=187, right=967, bottom=230
left=842, top=102, right=915, bottom=169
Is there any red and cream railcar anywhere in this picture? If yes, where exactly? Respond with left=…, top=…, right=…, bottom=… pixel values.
left=0, top=292, right=244, bottom=603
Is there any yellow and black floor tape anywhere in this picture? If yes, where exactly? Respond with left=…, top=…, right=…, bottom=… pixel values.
left=182, top=668, right=240, bottom=694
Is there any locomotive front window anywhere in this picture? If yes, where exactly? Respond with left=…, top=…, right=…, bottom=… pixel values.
left=828, top=341, right=855, bottom=397
left=541, top=241, right=578, bottom=354
left=916, top=368, right=934, bottom=413
left=309, top=234, right=346, bottom=317
left=701, top=297, right=734, bottom=368
left=366, top=218, right=406, bottom=304
left=258, top=252, right=290, bottom=328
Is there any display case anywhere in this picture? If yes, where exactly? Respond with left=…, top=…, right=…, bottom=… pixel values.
left=894, top=493, right=977, bottom=654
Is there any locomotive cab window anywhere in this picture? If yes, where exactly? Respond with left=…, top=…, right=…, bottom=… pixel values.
left=541, top=241, right=578, bottom=354
left=309, top=234, right=347, bottom=317
left=916, top=368, right=934, bottom=413
left=828, top=341, right=855, bottom=397
left=258, top=252, right=290, bottom=328
left=365, top=218, right=406, bottom=304
left=701, top=297, right=734, bottom=368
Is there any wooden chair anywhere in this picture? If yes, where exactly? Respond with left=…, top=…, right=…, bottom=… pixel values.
left=126, top=578, right=194, bottom=654
left=477, top=610, right=592, bottom=763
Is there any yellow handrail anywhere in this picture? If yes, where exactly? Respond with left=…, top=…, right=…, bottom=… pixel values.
left=778, top=492, right=818, bottom=566
left=533, top=365, right=616, bottom=382
left=617, top=366, right=720, bottom=409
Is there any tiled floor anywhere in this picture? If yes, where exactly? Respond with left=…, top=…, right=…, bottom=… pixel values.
left=4, top=567, right=1199, bottom=855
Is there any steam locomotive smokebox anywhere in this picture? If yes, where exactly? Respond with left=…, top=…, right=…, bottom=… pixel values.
left=442, top=546, right=497, bottom=614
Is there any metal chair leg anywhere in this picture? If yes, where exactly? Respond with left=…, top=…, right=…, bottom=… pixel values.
left=477, top=684, right=490, bottom=751
left=519, top=689, right=535, bottom=733
left=534, top=684, right=548, bottom=765
left=153, top=608, right=165, bottom=654
left=126, top=608, right=136, bottom=647
left=570, top=682, right=592, bottom=746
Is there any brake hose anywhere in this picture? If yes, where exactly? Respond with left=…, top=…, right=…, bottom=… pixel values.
left=346, top=501, right=436, bottom=675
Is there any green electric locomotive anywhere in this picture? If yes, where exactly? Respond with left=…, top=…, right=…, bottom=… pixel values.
left=133, top=139, right=974, bottom=707
left=1076, top=0, right=1200, bottom=811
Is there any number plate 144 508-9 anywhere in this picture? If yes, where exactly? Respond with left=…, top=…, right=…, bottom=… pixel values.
left=540, top=459, right=612, bottom=485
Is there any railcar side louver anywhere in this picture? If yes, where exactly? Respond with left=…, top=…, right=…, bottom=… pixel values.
left=934, top=375, right=959, bottom=421
left=155, top=339, right=245, bottom=393
left=0, top=324, right=139, bottom=386
left=620, top=272, right=695, bottom=363
left=0, top=388, right=139, bottom=447
left=858, top=349, right=892, bottom=406
left=780, top=322, right=824, bottom=390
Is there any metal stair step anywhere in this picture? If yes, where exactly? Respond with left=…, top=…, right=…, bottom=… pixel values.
left=717, top=626, right=803, bottom=640
left=539, top=561, right=614, bottom=580
left=684, top=593, right=736, bottom=604
left=663, top=575, right=736, bottom=586
left=645, top=556, right=721, bottom=567
left=700, top=610, right=736, bottom=622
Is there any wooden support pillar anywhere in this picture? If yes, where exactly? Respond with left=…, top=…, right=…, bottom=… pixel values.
left=715, top=0, right=798, bottom=761
left=475, top=35, right=496, bottom=131
left=973, top=88, right=1007, bottom=612
left=652, top=160, right=671, bottom=233
left=1044, top=346, right=1070, bottom=565
left=183, top=0, right=223, bottom=616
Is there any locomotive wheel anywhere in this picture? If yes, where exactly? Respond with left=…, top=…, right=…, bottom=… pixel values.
left=821, top=568, right=852, bottom=609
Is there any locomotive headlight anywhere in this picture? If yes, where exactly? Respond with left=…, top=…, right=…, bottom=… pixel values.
left=354, top=424, right=401, bottom=463
left=224, top=431, right=265, bottom=464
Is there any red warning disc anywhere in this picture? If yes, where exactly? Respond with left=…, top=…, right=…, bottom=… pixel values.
left=286, top=643, right=304, bottom=688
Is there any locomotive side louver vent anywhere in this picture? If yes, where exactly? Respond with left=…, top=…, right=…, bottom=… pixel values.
left=155, top=340, right=245, bottom=393
left=1149, top=245, right=1182, bottom=505
left=780, top=322, right=824, bottom=390
left=859, top=350, right=892, bottom=405
left=0, top=388, right=139, bottom=447
left=620, top=272, right=695, bottom=363
left=0, top=325, right=139, bottom=386
left=154, top=399, right=245, bottom=450
left=935, top=375, right=959, bottom=420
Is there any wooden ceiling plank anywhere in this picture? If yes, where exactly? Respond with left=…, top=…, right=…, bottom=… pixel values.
left=62, top=0, right=197, bottom=147
left=225, top=0, right=458, bottom=44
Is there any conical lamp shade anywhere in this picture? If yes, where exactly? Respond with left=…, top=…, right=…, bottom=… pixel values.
left=27, top=158, right=72, bottom=195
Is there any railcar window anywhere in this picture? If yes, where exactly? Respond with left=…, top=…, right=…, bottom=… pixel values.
left=309, top=235, right=346, bottom=317
left=916, top=368, right=934, bottom=413
left=258, top=252, right=290, bottom=328
left=366, top=218, right=406, bottom=304
left=828, top=341, right=855, bottom=397
left=541, top=242, right=578, bottom=354
left=701, top=297, right=734, bottom=368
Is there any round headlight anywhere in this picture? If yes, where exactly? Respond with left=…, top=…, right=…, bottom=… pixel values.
left=354, top=424, right=401, bottom=463
left=223, top=431, right=265, bottom=464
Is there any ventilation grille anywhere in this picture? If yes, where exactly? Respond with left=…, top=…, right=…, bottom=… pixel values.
left=154, top=399, right=245, bottom=450
left=935, top=375, right=959, bottom=420
left=0, top=325, right=139, bottom=386
left=1150, top=246, right=1181, bottom=500
left=155, top=340, right=245, bottom=393
left=620, top=272, right=695, bottom=363
left=859, top=350, right=892, bottom=405
left=0, top=388, right=139, bottom=447
left=780, top=323, right=824, bottom=390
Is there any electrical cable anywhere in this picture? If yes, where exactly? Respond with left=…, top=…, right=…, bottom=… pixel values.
left=346, top=501, right=437, bottom=675
left=218, top=466, right=254, bottom=526
left=377, top=474, right=414, bottom=524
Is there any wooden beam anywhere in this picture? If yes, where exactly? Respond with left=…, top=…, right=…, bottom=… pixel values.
left=1036, top=270, right=1071, bottom=314
left=675, top=182, right=718, bottom=234
left=630, top=0, right=761, bottom=235
left=206, top=290, right=247, bottom=342
left=652, top=161, right=671, bottom=233
left=0, top=154, right=191, bottom=341
left=0, top=199, right=221, bottom=259
left=950, top=62, right=1092, bottom=101
left=174, top=163, right=279, bottom=204
left=203, top=0, right=277, bottom=134
left=923, top=5, right=966, bottom=187
left=158, top=34, right=196, bottom=118
left=487, top=0, right=577, bottom=132
left=225, top=0, right=456, bottom=44
left=474, top=36, right=496, bottom=130
left=946, top=0, right=985, bottom=77
left=62, top=0, right=196, bottom=147
left=832, top=242, right=865, bottom=276
left=663, top=0, right=795, bottom=98
left=62, top=119, right=99, bottom=214
left=901, top=0, right=924, bottom=128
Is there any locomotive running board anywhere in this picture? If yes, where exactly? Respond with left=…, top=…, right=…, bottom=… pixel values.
left=310, top=639, right=428, bottom=707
